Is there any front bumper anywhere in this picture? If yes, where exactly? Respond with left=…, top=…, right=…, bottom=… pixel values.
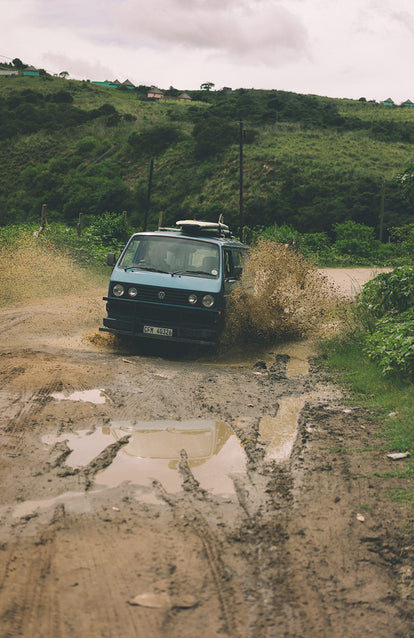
left=100, top=297, right=222, bottom=345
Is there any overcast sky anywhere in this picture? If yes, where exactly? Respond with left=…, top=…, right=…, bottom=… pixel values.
left=1, top=0, right=413, bottom=102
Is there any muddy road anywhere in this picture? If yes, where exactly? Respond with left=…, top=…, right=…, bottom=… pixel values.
left=0, top=270, right=413, bottom=638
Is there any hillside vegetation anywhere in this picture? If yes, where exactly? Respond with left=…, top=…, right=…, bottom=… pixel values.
left=1, top=75, right=414, bottom=242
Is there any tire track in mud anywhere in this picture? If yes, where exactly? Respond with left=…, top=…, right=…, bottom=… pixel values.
left=146, top=350, right=337, bottom=638
left=0, top=310, right=29, bottom=333
left=0, top=507, right=64, bottom=638
left=121, top=353, right=322, bottom=638
left=111, top=357, right=205, bottom=422
left=153, top=462, right=248, bottom=638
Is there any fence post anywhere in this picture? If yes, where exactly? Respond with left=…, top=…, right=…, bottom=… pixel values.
left=40, top=203, right=47, bottom=231
left=34, top=203, right=47, bottom=236
left=77, top=212, right=83, bottom=237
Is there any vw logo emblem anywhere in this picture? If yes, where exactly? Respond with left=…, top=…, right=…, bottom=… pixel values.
left=157, top=290, right=166, bottom=300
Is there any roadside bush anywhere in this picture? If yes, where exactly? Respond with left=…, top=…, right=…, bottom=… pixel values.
left=301, top=232, right=332, bottom=262
left=333, top=220, right=379, bottom=259
left=352, top=267, right=414, bottom=377
left=83, top=211, right=132, bottom=246
left=358, top=266, right=414, bottom=318
left=364, top=308, right=414, bottom=377
left=389, top=223, right=414, bottom=260
left=260, top=223, right=303, bottom=248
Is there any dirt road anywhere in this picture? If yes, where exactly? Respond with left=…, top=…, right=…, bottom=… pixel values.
left=0, top=272, right=413, bottom=637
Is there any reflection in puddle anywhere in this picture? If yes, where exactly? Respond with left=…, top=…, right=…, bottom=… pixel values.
left=50, top=388, right=111, bottom=404
left=43, top=420, right=247, bottom=497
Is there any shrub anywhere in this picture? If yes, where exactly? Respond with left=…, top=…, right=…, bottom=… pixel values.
left=364, top=308, right=414, bottom=377
left=333, top=220, right=379, bottom=259
left=83, top=211, right=132, bottom=246
left=358, top=266, right=414, bottom=318
left=128, top=124, right=184, bottom=158
left=192, top=116, right=237, bottom=158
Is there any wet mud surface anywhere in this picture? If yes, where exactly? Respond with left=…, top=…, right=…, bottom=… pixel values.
left=0, top=281, right=413, bottom=637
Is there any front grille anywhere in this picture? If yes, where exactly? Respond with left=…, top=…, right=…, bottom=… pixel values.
left=106, top=298, right=219, bottom=326
left=110, top=282, right=216, bottom=308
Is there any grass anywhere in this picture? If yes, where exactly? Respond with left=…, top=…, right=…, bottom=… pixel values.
left=318, top=330, right=414, bottom=499
left=0, top=224, right=108, bottom=306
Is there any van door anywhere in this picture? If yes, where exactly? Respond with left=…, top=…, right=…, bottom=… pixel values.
left=223, top=249, right=239, bottom=301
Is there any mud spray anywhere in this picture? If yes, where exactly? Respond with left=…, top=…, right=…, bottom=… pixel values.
left=221, top=238, right=338, bottom=344
left=1, top=230, right=105, bottom=306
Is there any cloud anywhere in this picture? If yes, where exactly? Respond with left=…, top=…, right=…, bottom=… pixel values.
left=44, top=52, right=116, bottom=81
left=109, top=0, right=310, bottom=64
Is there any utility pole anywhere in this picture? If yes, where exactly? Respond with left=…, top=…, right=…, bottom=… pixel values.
left=239, top=121, right=244, bottom=241
left=144, top=157, right=154, bottom=232
left=379, top=177, right=385, bottom=242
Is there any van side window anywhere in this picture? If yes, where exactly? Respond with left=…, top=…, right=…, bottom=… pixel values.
left=223, top=250, right=234, bottom=278
left=232, top=249, right=241, bottom=269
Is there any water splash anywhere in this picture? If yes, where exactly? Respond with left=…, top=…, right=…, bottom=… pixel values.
left=222, top=239, right=337, bottom=343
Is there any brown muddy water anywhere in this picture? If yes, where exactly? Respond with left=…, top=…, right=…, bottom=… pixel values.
left=17, top=381, right=316, bottom=515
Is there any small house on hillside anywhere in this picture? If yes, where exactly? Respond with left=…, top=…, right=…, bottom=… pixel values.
left=147, top=87, right=164, bottom=99
left=0, top=68, right=18, bottom=77
left=382, top=97, right=394, bottom=106
left=23, top=66, right=40, bottom=77
left=178, top=92, right=191, bottom=102
left=92, top=80, right=116, bottom=87
left=121, top=79, right=135, bottom=89
left=401, top=99, right=414, bottom=107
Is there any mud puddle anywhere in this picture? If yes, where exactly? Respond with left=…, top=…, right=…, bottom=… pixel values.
left=30, top=397, right=309, bottom=513
left=50, top=388, right=112, bottom=404
left=201, top=339, right=314, bottom=376
left=260, top=394, right=312, bottom=461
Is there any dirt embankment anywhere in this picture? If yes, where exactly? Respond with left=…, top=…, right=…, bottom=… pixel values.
left=0, top=278, right=413, bottom=637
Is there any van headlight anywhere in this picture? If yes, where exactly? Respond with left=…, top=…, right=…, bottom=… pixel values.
left=113, top=284, right=125, bottom=297
left=188, top=294, right=198, bottom=305
left=128, top=287, right=138, bottom=298
left=202, top=294, right=214, bottom=308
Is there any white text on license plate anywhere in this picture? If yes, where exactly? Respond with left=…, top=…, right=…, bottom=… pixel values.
left=143, top=325, right=173, bottom=337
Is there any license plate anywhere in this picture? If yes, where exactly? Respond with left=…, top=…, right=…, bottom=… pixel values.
left=143, top=325, right=173, bottom=337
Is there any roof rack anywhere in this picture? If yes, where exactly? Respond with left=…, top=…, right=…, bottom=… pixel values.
left=174, top=219, right=232, bottom=238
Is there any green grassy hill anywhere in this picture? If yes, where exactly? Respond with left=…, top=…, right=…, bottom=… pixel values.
left=1, top=75, right=414, bottom=237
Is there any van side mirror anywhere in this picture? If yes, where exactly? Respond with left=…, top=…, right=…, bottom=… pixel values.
left=107, top=253, right=117, bottom=267
left=234, top=266, right=243, bottom=280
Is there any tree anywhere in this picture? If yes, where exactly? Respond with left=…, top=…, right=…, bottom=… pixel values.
left=192, top=115, right=237, bottom=158
left=128, top=123, right=184, bottom=158
left=200, top=82, right=215, bottom=91
left=395, top=162, right=414, bottom=207
left=59, top=71, right=69, bottom=79
left=12, top=58, right=25, bottom=70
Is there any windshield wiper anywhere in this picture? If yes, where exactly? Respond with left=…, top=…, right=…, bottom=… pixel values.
left=171, top=269, right=214, bottom=277
left=123, top=266, right=169, bottom=273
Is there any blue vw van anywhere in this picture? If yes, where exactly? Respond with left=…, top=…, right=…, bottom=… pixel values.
left=100, top=220, right=249, bottom=345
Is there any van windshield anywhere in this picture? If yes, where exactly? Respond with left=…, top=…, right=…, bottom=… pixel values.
left=118, top=236, right=220, bottom=278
